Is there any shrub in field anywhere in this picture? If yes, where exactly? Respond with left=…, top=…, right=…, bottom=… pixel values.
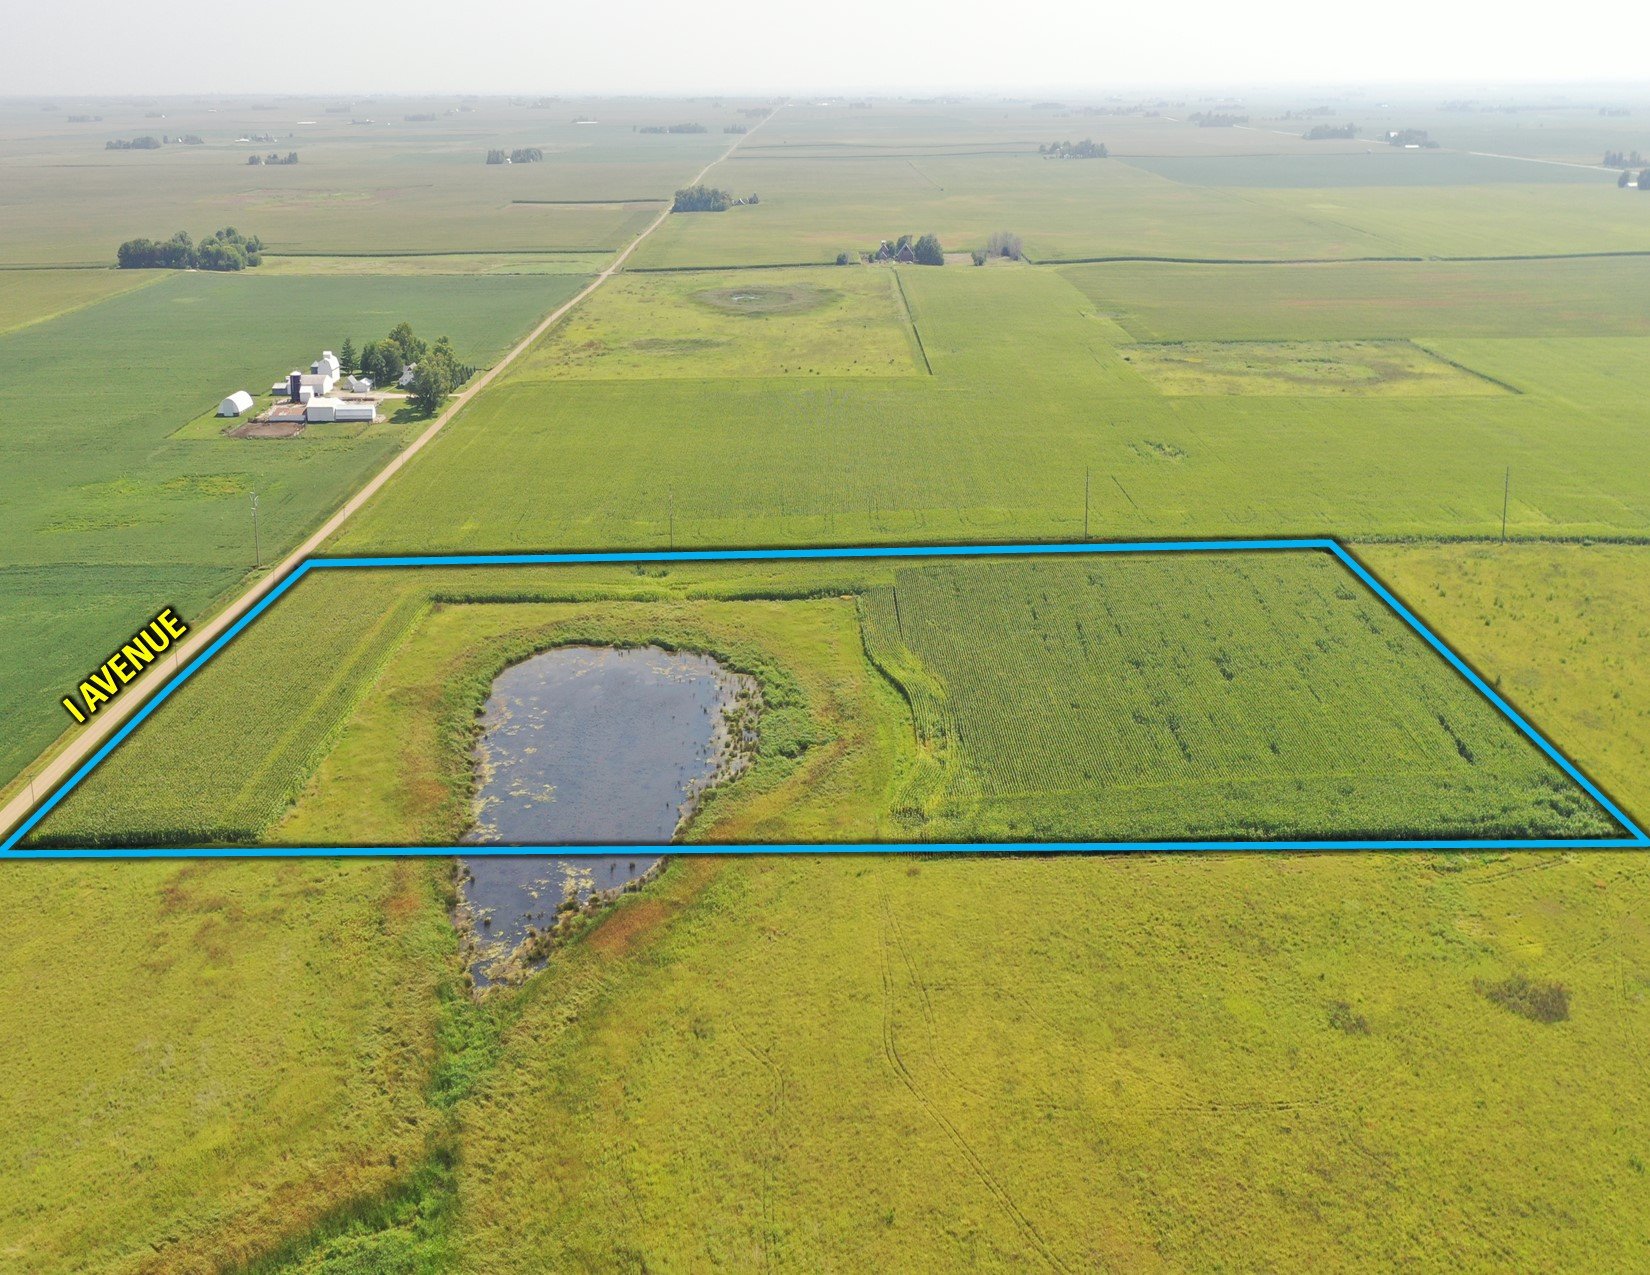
left=1476, top=974, right=1571, bottom=1023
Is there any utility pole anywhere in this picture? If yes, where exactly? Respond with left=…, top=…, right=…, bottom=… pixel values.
left=250, top=491, right=261, bottom=569
left=1501, top=467, right=1510, bottom=544
left=1084, top=467, right=1091, bottom=540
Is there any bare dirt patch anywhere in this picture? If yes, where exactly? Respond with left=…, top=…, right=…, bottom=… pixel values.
left=227, top=419, right=306, bottom=439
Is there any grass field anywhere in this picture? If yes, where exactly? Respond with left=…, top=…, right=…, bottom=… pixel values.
left=1069, top=256, right=1650, bottom=340
left=0, top=855, right=451, bottom=1271
left=1123, top=339, right=1510, bottom=396
left=0, top=269, right=586, bottom=789
left=26, top=551, right=1617, bottom=847
left=436, top=844, right=1650, bottom=1271
left=1365, top=543, right=1650, bottom=821
left=0, top=266, right=161, bottom=333
left=328, top=262, right=1650, bottom=556
left=510, top=267, right=922, bottom=379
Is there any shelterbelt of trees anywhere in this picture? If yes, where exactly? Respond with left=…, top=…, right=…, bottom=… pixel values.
left=670, top=184, right=759, bottom=212
left=115, top=226, right=263, bottom=270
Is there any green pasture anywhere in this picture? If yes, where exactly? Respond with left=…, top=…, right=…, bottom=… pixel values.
left=0, top=855, right=451, bottom=1271
left=257, top=251, right=617, bottom=277
left=1119, top=149, right=1613, bottom=187
left=0, top=266, right=161, bottom=333
left=1068, top=256, right=1650, bottom=340
left=440, top=843, right=1650, bottom=1271
left=1367, top=542, right=1650, bottom=824
left=331, top=263, right=1650, bottom=557
left=1123, top=339, right=1510, bottom=396
left=632, top=153, right=1399, bottom=267
left=0, top=269, right=585, bottom=789
left=510, top=267, right=923, bottom=379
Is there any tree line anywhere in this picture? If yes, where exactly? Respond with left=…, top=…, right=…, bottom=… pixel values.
left=247, top=152, right=299, bottom=165
left=1303, top=123, right=1357, bottom=140
left=117, top=227, right=263, bottom=271
left=1605, top=150, right=1646, bottom=168
left=640, top=123, right=707, bottom=134
left=670, top=185, right=758, bottom=212
left=486, top=147, right=544, bottom=164
left=1039, top=138, right=1108, bottom=158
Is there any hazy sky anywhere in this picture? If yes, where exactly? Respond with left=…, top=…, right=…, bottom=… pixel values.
left=10, top=0, right=1642, bottom=96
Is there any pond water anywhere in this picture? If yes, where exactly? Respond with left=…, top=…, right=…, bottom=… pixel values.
left=459, top=644, right=754, bottom=983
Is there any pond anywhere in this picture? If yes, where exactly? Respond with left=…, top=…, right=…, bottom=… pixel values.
left=458, top=644, right=756, bottom=984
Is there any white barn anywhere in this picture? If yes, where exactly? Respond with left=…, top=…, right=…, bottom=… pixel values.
left=312, top=350, right=342, bottom=379
left=217, top=390, right=254, bottom=417
left=306, top=397, right=375, bottom=423
left=346, top=375, right=373, bottom=393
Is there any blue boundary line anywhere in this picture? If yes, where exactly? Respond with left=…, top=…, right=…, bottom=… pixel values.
left=6, top=537, right=1646, bottom=858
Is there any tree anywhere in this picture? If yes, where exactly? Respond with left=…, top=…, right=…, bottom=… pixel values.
left=913, top=233, right=944, bottom=266
left=409, top=340, right=456, bottom=415
left=359, top=340, right=403, bottom=388
left=388, top=322, right=426, bottom=364
left=671, top=184, right=735, bottom=212
left=1641, top=168, right=1650, bottom=191
left=971, top=249, right=988, bottom=266
left=835, top=251, right=852, bottom=265
left=340, top=338, right=357, bottom=373
left=1622, top=170, right=1633, bottom=188
left=987, top=230, right=1023, bottom=260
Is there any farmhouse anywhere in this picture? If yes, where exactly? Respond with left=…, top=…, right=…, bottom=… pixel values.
left=216, top=390, right=254, bottom=417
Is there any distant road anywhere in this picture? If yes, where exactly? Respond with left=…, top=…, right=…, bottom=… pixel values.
left=0, top=114, right=776, bottom=848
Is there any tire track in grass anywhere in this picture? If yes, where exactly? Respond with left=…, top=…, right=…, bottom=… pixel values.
left=884, top=896, right=990, bottom=1101
left=878, top=896, right=1072, bottom=1273
left=729, top=1020, right=785, bottom=1272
